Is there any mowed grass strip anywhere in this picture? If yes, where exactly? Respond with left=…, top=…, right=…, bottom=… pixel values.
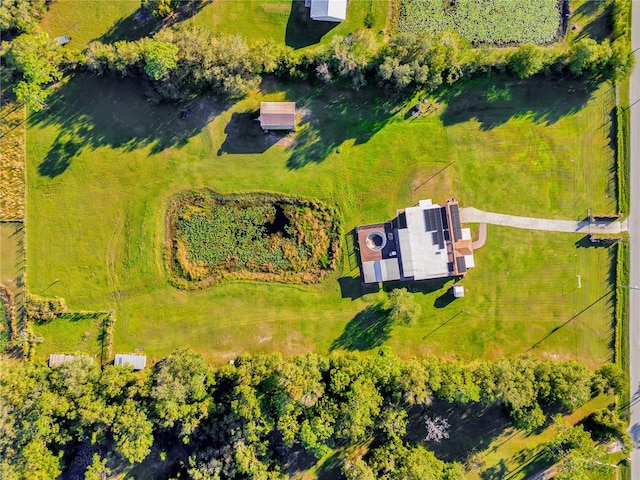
left=26, top=74, right=615, bottom=364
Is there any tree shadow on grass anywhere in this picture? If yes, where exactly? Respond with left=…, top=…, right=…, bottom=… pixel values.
left=285, top=87, right=404, bottom=169
left=437, top=76, right=597, bottom=131
left=331, top=304, right=392, bottom=351
left=30, top=74, right=225, bottom=177
left=573, top=1, right=613, bottom=42
left=404, top=402, right=511, bottom=463
left=98, top=1, right=211, bottom=43
left=217, top=111, right=288, bottom=155
left=98, top=9, right=156, bottom=43
left=285, top=0, right=338, bottom=49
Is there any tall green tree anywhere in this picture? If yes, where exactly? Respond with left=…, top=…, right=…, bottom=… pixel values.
left=0, top=0, right=47, bottom=34
left=151, top=349, right=211, bottom=438
left=386, top=288, right=421, bottom=326
left=143, top=40, right=179, bottom=81
left=6, top=32, right=65, bottom=111
left=508, top=43, right=546, bottom=78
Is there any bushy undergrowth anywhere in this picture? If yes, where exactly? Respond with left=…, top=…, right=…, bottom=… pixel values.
left=398, top=0, right=561, bottom=45
left=25, top=293, right=68, bottom=322
left=167, top=191, right=341, bottom=286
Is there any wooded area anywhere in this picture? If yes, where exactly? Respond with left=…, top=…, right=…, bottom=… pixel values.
left=0, top=350, right=627, bottom=479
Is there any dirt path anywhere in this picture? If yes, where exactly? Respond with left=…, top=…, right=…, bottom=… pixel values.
left=460, top=207, right=626, bottom=234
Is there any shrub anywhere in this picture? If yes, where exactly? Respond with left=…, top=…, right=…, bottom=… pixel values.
left=25, top=293, right=69, bottom=322
left=387, top=288, right=421, bottom=326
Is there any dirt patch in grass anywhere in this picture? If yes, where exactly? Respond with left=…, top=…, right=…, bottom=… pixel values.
left=165, top=190, right=342, bottom=288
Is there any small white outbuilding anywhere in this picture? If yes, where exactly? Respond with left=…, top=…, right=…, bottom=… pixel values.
left=310, top=0, right=347, bottom=22
left=452, top=285, right=465, bottom=298
left=115, top=354, right=147, bottom=370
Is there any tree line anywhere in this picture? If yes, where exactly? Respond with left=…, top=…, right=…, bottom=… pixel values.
left=4, top=5, right=635, bottom=112
left=0, top=349, right=626, bottom=479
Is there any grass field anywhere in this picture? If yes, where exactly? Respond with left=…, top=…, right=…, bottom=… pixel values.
left=26, top=73, right=615, bottom=366
left=0, top=88, right=26, bottom=220
left=32, top=311, right=109, bottom=360
left=0, top=222, right=24, bottom=294
left=39, top=1, right=144, bottom=47
left=40, top=0, right=389, bottom=51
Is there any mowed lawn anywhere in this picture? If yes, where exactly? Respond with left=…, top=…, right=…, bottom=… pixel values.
left=26, top=74, right=615, bottom=365
left=41, top=0, right=389, bottom=51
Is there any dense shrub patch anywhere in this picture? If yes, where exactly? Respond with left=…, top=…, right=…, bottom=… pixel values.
left=167, top=190, right=341, bottom=286
left=398, top=0, right=561, bottom=45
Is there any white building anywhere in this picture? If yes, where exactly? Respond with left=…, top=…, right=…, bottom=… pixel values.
left=114, top=354, right=147, bottom=370
left=357, top=199, right=475, bottom=284
left=309, top=0, right=347, bottom=22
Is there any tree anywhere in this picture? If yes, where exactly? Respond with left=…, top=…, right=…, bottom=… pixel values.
left=342, top=457, right=376, bottom=480
left=19, top=438, right=62, bottom=480
left=151, top=349, right=211, bottom=437
left=6, top=33, right=64, bottom=85
left=143, top=40, right=179, bottom=81
left=0, top=0, right=47, bottom=34
left=329, top=30, right=379, bottom=89
left=84, top=454, right=110, bottom=480
left=142, top=0, right=179, bottom=19
left=335, top=377, right=382, bottom=443
left=6, top=32, right=65, bottom=110
left=379, top=407, right=408, bottom=440
left=378, top=32, right=463, bottom=91
left=111, top=400, right=154, bottom=463
left=424, top=415, right=450, bottom=442
left=386, top=288, right=421, bottom=326
left=508, top=43, right=546, bottom=78
left=567, top=38, right=612, bottom=78
left=594, top=363, right=628, bottom=396
left=544, top=417, right=613, bottom=480
left=536, top=360, right=593, bottom=410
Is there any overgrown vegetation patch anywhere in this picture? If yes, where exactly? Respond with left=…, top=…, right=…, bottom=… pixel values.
left=398, top=0, right=561, bottom=45
left=167, top=190, right=341, bottom=287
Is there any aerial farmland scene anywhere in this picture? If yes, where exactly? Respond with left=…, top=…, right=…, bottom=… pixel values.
left=0, top=0, right=638, bottom=478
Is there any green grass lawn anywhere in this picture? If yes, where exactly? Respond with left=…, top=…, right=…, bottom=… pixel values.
left=40, top=0, right=389, bottom=51
left=26, top=74, right=615, bottom=366
left=188, top=0, right=389, bottom=49
left=32, top=311, right=108, bottom=359
left=40, top=1, right=144, bottom=48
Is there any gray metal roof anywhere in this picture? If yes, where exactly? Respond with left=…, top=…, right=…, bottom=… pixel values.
left=114, top=354, right=147, bottom=370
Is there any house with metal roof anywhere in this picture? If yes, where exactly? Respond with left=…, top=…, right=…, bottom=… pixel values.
left=114, top=354, right=147, bottom=370
left=309, top=0, right=347, bottom=22
left=356, top=198, right=475, bottom=284
left=258, top=102, right=296, bottom=131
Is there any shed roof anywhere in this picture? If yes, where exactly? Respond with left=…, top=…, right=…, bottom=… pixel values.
left=259, top=102, right=296, bottom=129
left=49, top=354, right=76, bottom=367
left=49, top=354, right=94, bottom=367
left=310, top=0, right=347, bottom=21
left=115, top=354, right=147, bottom=370
left=55, top=35, right=71, bottom=45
